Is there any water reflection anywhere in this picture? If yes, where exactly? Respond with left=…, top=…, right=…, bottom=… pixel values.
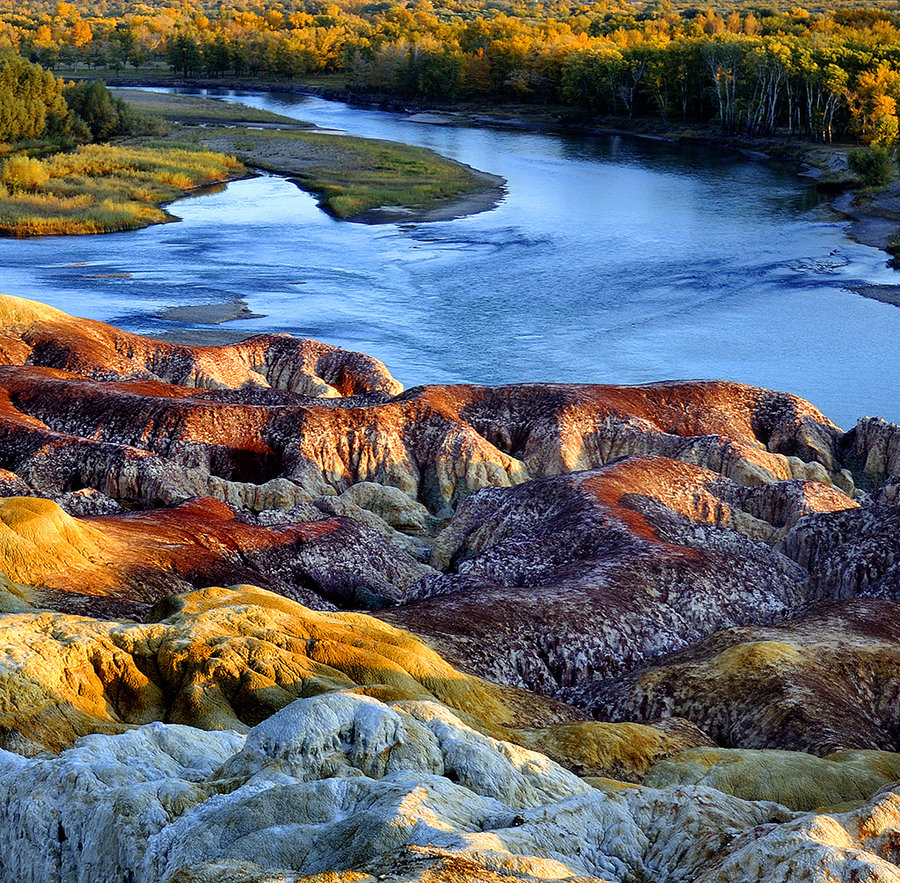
left=0, top=90, right=898, bottom=428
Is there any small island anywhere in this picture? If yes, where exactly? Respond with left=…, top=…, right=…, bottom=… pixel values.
left=120, top=88, right=506, bottom=222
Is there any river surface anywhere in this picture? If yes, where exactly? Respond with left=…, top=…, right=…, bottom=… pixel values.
left=2, top=89, right=899, bottom=429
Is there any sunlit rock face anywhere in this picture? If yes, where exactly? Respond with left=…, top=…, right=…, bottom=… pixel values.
left=0, top=294, right=402, bottom=397
left=2, top=691, right=900, bottom=883
left=0, top=296, right=899, bottom=881
left=0, top=295, right=854, bottom=516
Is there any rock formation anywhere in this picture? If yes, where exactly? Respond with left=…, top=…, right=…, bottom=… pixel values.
left=0, top=494, right=433, bottom=617
left=781, top=505, right=900, bottom=597
left=0, top=295, right=896, bottom=881
left=381, top=456, right=857, bottom=693
left=0, top=295, right=856, bottom=516
left=2, top=690, right=900, bottom=883
left=0, top=584, right=711, bottom=778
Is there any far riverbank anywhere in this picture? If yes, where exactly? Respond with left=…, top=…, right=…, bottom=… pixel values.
left=110, top=78, right=900, bottom=276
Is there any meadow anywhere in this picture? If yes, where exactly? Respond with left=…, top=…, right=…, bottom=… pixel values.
left=0, top=142, right=244, bottom=236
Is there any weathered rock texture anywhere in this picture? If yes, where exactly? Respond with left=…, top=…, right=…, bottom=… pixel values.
left=0, top=584, right=710, bottom=779
left=0, top=495, right=433, bottom=617
left=2, top=690, right=900, bottom=883
left=381, top=457, right=857, bottom=694
left=570, top=598, right=900, bottom=755
left=643, top=746, right=900, bottom=811
left=781, top=505, right=900, bottom=597
left=0, top=294, right=402, bottom=397
left=844, top=416, right=900, bottom=480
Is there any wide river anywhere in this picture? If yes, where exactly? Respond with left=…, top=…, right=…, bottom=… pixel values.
left=2, top=89, right=900, bottom=429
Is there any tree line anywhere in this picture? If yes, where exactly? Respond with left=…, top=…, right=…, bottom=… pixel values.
left=7, top=0, right=900, bottom=143
left=0, top=52, right=148, bottom=144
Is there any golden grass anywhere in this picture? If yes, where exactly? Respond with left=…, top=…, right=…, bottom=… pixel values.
left=0, top=142, right=244, bottom=236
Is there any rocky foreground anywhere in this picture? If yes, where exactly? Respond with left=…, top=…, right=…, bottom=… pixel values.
left=0, top=295, right=898, bottom=881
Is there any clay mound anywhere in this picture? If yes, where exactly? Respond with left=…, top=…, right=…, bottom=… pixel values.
left=3, top=690, right=900, bottom=883
left=572, top=598, right=900, bottom=756
left=0, top=293, right=402, bottom=397
left=0, top=495, right=433, bottom=617
left=0, top=583, right=710, bottom=778
left=644, top=747, right=900, bottom=812
left=0, top=298, right=856, bottom=516
left=382, top=457, right=858, bottom=695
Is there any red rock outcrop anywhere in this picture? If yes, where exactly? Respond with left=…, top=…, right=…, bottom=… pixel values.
left=0, top=295, right=401, bottom=397
left=0, top=347, right=855, bottom=516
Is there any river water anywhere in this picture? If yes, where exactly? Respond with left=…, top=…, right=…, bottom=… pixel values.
left=1, top=89, right=899, bottom=429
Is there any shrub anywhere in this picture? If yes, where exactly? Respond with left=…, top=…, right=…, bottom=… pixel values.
left=848, top=146, right=894, bottom=187
left=1, top=155, right=49, bottom=191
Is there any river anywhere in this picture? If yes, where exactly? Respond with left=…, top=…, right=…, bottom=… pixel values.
left=1, top=89, right=898, bottom=429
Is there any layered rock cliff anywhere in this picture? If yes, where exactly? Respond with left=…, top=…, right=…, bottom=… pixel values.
left=0, top=295, right=897, bottom=882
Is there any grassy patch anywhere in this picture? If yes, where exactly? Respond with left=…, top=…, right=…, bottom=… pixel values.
left=0, top=142, right=244, bottom=236
left=114, top=89, right=306, bottom=126
left=204, top=126, right=489, bottom=218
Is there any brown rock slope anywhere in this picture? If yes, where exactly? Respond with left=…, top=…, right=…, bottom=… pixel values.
left=382, top=456, right=858, bottom=693
left=0, top=582, right=711, bottom=778
left=569, top=598, right=900, bottom=755
left=0, top=295, right=855, bottom=516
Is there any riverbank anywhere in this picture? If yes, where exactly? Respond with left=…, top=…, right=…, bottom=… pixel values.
left=117, top=88, right=505, bottom=223
left=112, top=78, right=900, bottom=255
left=0, top=142, right=247, bottom=237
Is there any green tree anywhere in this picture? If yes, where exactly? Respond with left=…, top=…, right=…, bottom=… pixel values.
left=63, top=79, right=124, bottom=140
left=0, top=52, right=70, bottom=142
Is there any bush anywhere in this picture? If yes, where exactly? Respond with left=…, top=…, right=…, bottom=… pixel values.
left=1, top=155, right=49, bottom=191
left=848, top=146, right=894, bottom=187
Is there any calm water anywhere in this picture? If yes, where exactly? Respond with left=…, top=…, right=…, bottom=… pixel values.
left=2, top=90, right=899, bottom=428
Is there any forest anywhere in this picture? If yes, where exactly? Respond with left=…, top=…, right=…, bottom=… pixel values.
left=3, top=0, right=900, bottom=143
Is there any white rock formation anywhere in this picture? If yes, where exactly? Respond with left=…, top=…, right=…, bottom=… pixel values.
left=0, top=692, right=898, bottom=883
